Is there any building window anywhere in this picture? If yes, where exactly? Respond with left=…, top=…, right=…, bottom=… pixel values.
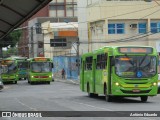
left=138, top=23, right=146, bottom=34
left=151, top=22, right=160, bottom=33
left=108, top=23, right=125, bottom=34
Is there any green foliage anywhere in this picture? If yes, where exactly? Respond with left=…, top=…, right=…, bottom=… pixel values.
left=2, top=47, right=18, bottom=58
left=0, top=30, right=22, bottom=48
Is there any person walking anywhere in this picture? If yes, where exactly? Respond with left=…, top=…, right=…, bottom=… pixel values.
left=61, top=68, right=65, bottom=79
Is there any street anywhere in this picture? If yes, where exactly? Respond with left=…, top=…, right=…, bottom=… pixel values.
left=0, top=80, right=160, bottom=120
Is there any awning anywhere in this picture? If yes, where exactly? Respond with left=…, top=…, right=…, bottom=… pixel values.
left=0, top=0, right=51, bottom=39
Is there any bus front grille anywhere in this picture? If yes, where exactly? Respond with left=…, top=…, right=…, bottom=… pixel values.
left=121, top=89, right=151, bottom=94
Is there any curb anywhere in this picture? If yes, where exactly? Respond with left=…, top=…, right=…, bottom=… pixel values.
left=55, top=79, right=80, bottom=85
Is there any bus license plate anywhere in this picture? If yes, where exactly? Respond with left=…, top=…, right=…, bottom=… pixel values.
left=132, top=89, right=140, bottom=92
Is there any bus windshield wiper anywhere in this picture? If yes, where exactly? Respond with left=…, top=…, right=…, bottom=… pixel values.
left=124, top=54, right=134, bottom=66
left=139, top=54, right=148, bottom=67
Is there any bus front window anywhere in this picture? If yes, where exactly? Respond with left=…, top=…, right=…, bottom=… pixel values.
left=18, top=62, right=29, bottom=70
left=1, top=63, right=17, bottom=74
left=115, top=56, right=156, bottom=78
left=31, top=62, right=52, bottom=73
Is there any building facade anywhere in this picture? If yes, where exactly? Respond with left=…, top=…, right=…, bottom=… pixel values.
left=28, top=19, right=78, bottom=58
left=78, top=0, right=160, bottom=55
left=18, top=0, right=78, bottom=58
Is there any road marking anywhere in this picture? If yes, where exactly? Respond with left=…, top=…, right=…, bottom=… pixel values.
left=72, top=101, right=113, bottom=111
left=14, top=98, right=37, bottom=111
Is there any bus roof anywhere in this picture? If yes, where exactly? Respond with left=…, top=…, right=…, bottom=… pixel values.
left=81, top=45, right=157, bottom=57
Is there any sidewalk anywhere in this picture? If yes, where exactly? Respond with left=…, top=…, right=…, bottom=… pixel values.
left=54, top=78, right=80, bottom=85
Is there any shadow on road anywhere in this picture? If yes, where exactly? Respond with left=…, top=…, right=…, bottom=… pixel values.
left=79, top=95, right=153, bottom=103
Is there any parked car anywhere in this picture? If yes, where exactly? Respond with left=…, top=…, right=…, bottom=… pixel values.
left=0, top=77, right=3, bottom=90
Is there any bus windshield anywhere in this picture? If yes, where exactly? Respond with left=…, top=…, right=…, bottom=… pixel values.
left=31, top=62, right=52, bottom=73
left=18, top=62, right=28, bottom=70
left=115, top=56, right=156, bottom=78
left=1, top=63, right=17, bottom=74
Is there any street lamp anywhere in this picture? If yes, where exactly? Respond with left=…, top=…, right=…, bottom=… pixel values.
left=64, top=20, right=80, bottom=76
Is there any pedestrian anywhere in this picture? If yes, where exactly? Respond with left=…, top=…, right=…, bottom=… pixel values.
left=61, top=68, right=65, bottom=79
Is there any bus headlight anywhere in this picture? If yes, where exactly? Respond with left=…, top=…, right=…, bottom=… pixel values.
left=49, top=76, right=52, bottom=78
left=115, top=82, right=119, bottom=86
left=152, top=82, right=157, bottom=86
left=31, top=76, right=34, bottom=78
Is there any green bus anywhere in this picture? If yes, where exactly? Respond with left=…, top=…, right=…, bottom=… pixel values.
left=28, top=57, right=53, bottom=84
left=1, top=57, right=18, bottom=84
left=13, top=57, right=29, bottom=80
left=80, top=46, right=158, bottom=102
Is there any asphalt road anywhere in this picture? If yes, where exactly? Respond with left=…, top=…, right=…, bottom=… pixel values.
left=0, top=80, right=160, bottom=120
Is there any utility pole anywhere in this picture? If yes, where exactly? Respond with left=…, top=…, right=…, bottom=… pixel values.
left=31, top=27, right=34, bottom=58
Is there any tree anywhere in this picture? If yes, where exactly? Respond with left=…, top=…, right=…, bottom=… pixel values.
left=0, top=30, right=22, bottom=58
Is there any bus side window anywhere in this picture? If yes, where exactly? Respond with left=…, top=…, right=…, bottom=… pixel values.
left=85, top=56, right=93, bottom=70
left=96, top=53, right=107, bottom=69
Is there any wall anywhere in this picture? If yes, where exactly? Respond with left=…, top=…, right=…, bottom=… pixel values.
left=85, top=1, right=160, bottom=52
left=53, top=56, right=78, bottom=80
left=77, top=0, right=89, bottom=55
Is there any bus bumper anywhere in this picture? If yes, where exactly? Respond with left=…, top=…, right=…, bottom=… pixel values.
left=111, top=85, right=158, bottom=97
left=29, top=77, right=52, bottom=82
left=1, top=76, right=18, bottom=83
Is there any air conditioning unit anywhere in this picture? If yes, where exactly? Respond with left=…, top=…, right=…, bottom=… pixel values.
left=130, top=24, right=137, bottom=29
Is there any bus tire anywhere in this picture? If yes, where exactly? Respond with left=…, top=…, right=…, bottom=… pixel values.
left=105, top=95, right=112, bottom=102
left=87, top=83, right=94, bottom=97
left=140, top=96, right=148, bottom=102
left=28, top=80, right=30, bottom=84
left=104, top=85, right=112, bottom=102
left=47, top=82, right=50, bottom=84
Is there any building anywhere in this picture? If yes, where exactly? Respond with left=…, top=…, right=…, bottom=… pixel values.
left=18, top=0, right=78, bottom=58
left=28, top=20, right=78, bottom=58
left=78, top=0, right=160, bottom=55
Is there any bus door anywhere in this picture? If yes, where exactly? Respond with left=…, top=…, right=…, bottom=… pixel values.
left=107, top=56, right=113, bottom=95
left=93, top=59, right=96, bottom=93
left=80, top=60, right=85, bottom=91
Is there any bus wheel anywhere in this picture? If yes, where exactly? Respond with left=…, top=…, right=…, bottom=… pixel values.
left=47, top=82, right=50, bottom=84
left=28, top=80, right=30, bottom=84
left=104, top=86, right=112, bottom=102
left=140, top=96, right=148, bottom=102
left=87, top=84, right=94, bottom=97
left=105, top=95, right=112, bottom=102
left=14, top=81, right=17, bottom=84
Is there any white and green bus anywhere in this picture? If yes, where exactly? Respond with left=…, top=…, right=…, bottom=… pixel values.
left=28, top=57, right=53, bottom=84
left=13, top=56, right=29, bottom=80
left=80, top=46, right=158, bottom=102
left=1, top=57, right=18, bottom=84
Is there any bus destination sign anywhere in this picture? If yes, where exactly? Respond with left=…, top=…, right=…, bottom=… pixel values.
left=34, top=58, right=47, bottom=61
left=1, top=60, right=14, bottom=65
left=118, top=47, right=153, bottom=54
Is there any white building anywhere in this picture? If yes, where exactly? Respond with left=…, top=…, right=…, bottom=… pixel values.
left=78, top=0, right=160, bottom=54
